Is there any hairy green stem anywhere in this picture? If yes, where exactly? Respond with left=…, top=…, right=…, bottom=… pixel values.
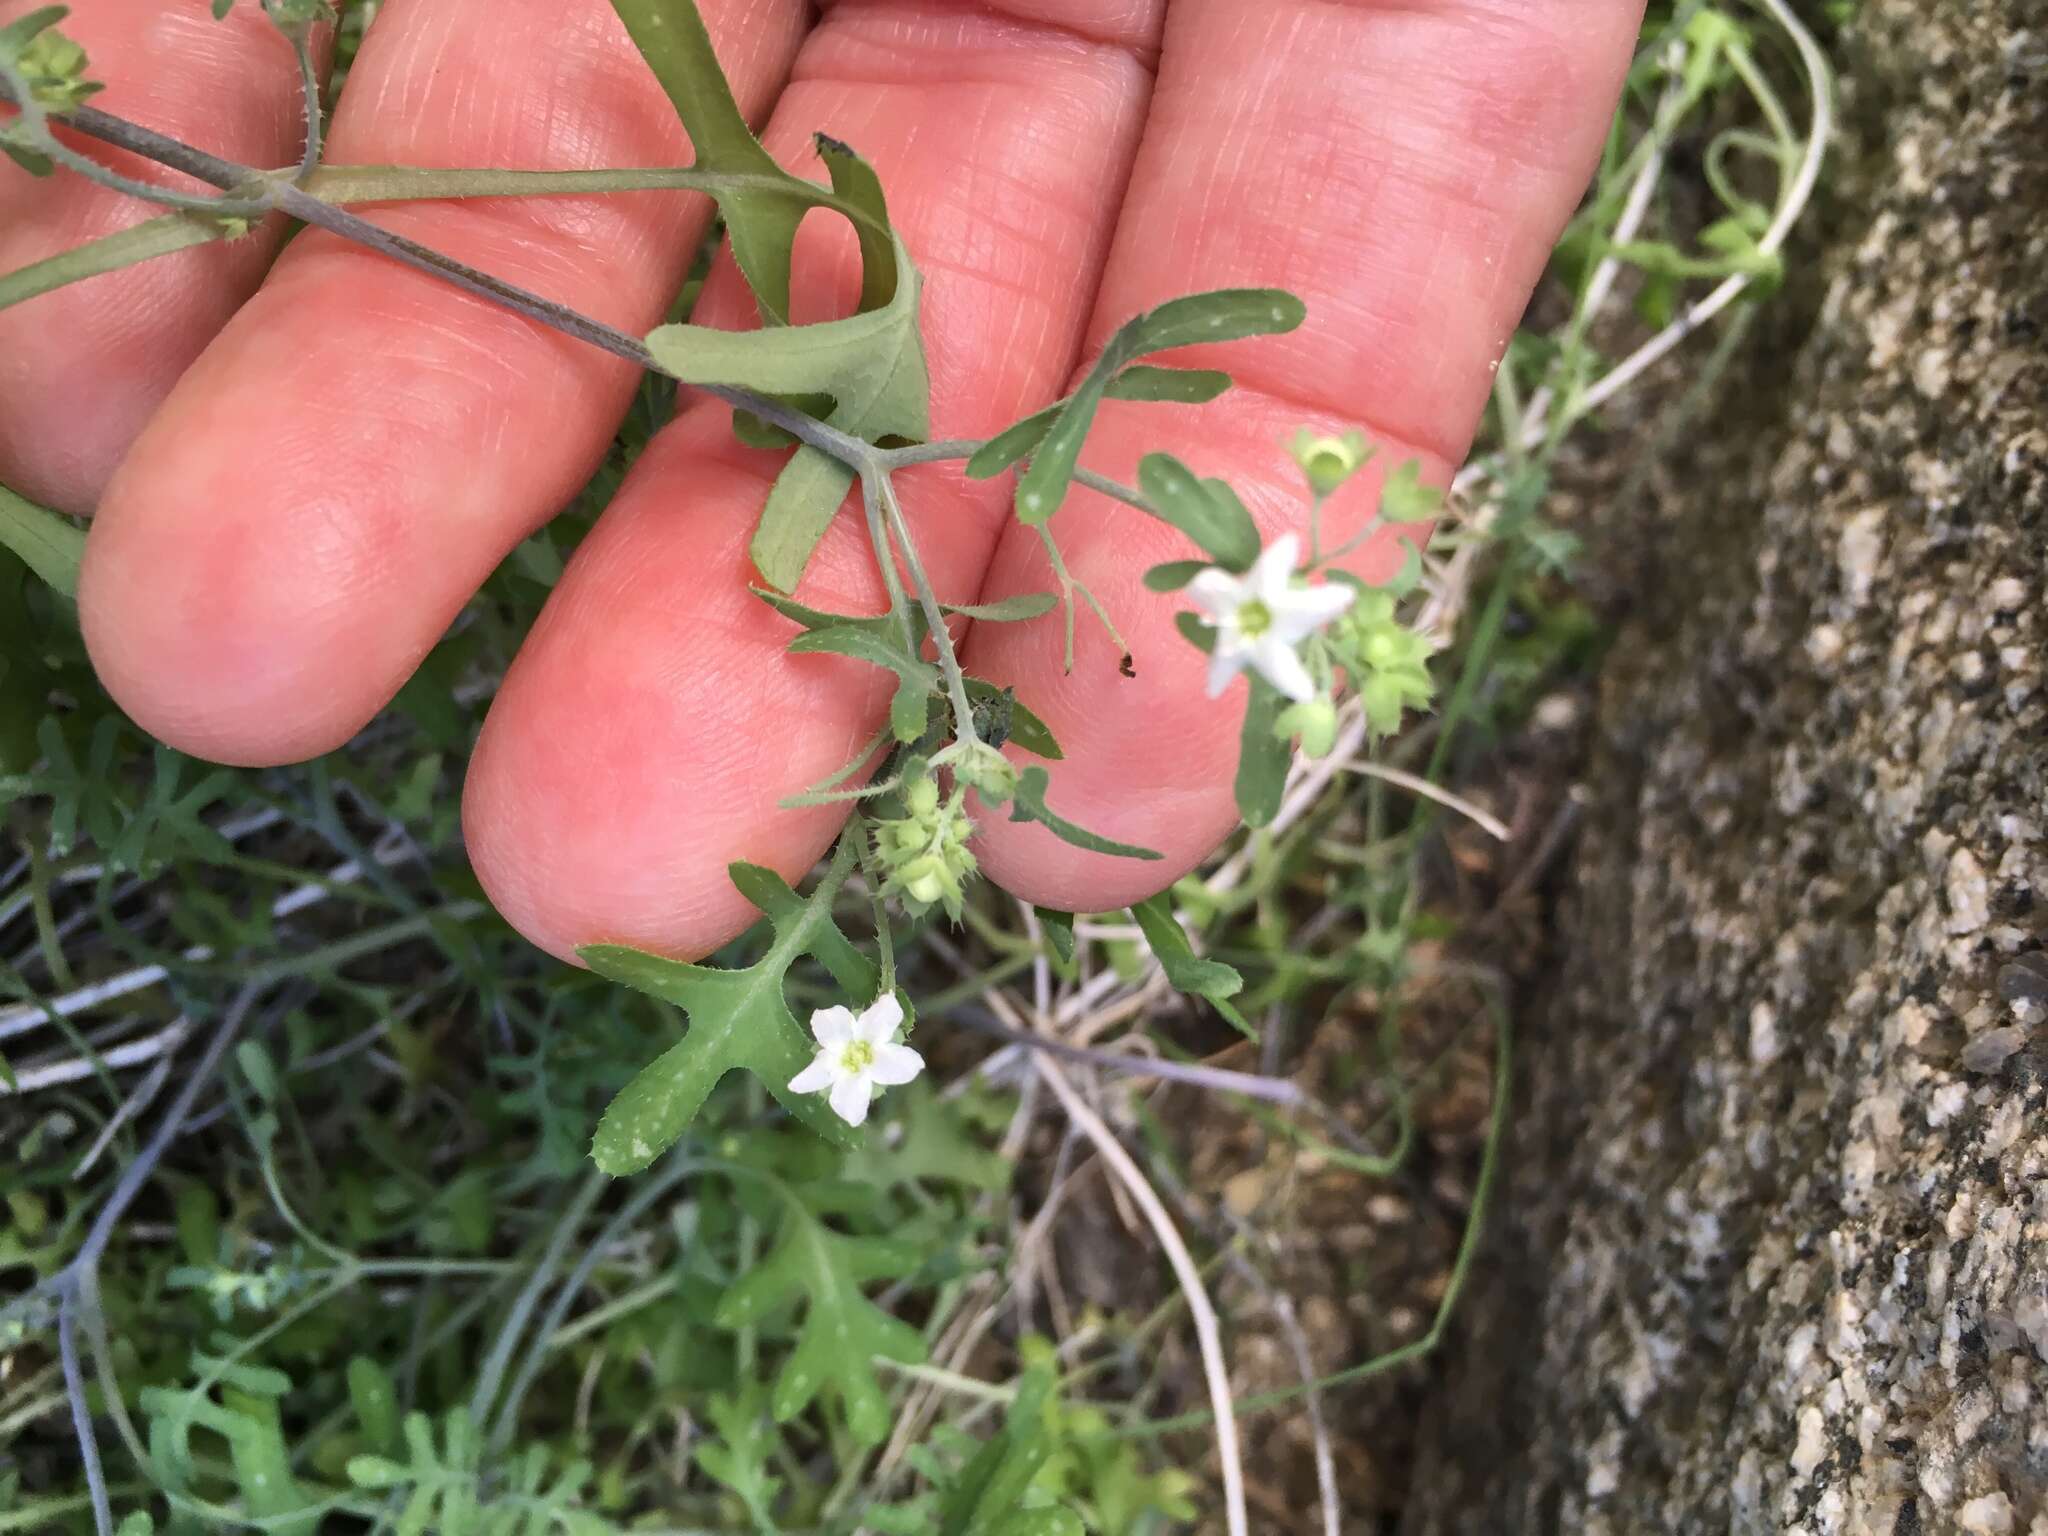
left=0, top=74, right=880, bottom=471
left=877, top=475, right=978, bottom=747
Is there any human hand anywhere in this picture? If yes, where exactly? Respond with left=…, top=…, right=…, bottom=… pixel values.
left=0, top=0, right=1642, bottom=961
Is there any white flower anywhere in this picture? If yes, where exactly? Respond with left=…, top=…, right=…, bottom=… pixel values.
left=788, top=994, right=923, bottom=1127
left=1186, top=533, right=1354, bottom=702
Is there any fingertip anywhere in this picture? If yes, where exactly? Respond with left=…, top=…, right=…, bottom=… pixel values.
left=78, top=401, right=423, bottom=767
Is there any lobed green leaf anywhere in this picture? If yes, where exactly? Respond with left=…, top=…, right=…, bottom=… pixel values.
left=584, top=856, right=875, bottom=1173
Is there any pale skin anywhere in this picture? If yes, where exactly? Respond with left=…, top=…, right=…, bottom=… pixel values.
left=0, top=0, right=1645, bottom=963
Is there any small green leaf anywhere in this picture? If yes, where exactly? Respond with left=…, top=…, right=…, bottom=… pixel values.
left=1380, top=459, right=1442, bottom=524
left=695, top=1387, right=784, bottom=1530
left=748, top=447, right=856, bottom=592
left=751, top=585, right=890, bottom=634
left=0, top=483, right=84, bottom=598
left=1105, top=364, right=1231, bottom=404
left=346, top=1455, right=409, bottom=1491
left=1135, top=454, right=1259, bottom=571
left=945, top=592, right=1055, bottom=623
left=1143, top=559, right=1209, bottom=592
left=235, top=1040, right=279, bottom=1103
left=1131, top=893, right=1250, bottom=1037
left=1383, top=535, right=1426, bottom=597
left=347, top=1357, right=401, bottom=1457
left=1122, top=288, right=1306, bottom=353
left=1008, top=766, right=1160, bottom=860
left=713, top=1204, right=927, bottom=1443
left=996, top=290, right=1300, bottom=522
left=788, top=623, right=936, bottom=743
left=585, top=854, right=874, bottom=1173
left=1035, top=907, right=1077, bottom=977
left=0, top=211, right=223, bottom=314
left=1234, top=676, right=1290, bottom=827
left=965, top=366, right=1231, bottom=481
left=936, top=1370, right=1064, bottom=1536
left=1173, top=611, right=1215, bottom=654
left=843, top=1079, right=1013, bottom=1193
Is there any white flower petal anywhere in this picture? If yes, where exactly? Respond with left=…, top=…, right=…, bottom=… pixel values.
left=868, top=1043, right=924, bottom=1087
left=1206, top=643, right=1248, bottom=698
left=1250, top=635, right=1316, bottom=701
left=809, top=1005, right=858, bottom=1046
left=1250, top=533, right=1303, bottom=603
left=1271, top=581, right=1356, bottom=641
left=828, top=1073, right=874, bottom=1127
left=855, top=993, right=904, bottom=1043
left=789, top=1053, right=837, bottom=1095
left=1186, top=567, right=1246, bottom=621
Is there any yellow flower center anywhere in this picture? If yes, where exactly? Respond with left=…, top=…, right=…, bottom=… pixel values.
left=839, top=1040, right=876, bottom=1074
left=1237, top=598, right=1274, bottom=638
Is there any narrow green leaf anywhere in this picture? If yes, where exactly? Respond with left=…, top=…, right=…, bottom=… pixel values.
left=1131, top=893, right=1250, bottom=1037
left=608, top=0, right=803, bottom=323
left=0, top=483, right=83, bottom=598
left=944, top=592, right=1055, bottom=623
left=1124, top=288, right=1305, bottom=352
left=1008, top=766, right=1160, bottom=860
left=347, top=1358, right=401, bottom=1456
left=1002, top=289, right=1301, bottom=522
left=1135, top=454, right=1259, bottom=571
left=0, top=211, right=222, bottom=314
left=937, top=1371, right=1061, bottom=1536
left=1173, top=611, right=1215, bottom=653
left=788, top=623, right=936, bottom=742
left=964, top=366, right=1228, bottom=481
left=235, top=1040, right=279, bottom=1103
left=814, top=132, right=898, bottom=312
left=1143, top=559, right=1209, bottom=592
left=1105, top=364, right=1232, bottom=404
left=1234, top=676, right=1290, bottom=827
left=1008, top=366, right=1113, bottom=526
left=1035, top=907, right=1077, bottom=978
left=751, top=585, right=891, bottom=634
left=749, top=447, right=856, bottom=594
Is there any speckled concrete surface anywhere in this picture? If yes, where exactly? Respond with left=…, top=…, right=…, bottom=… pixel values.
left=1403, top=3, right=2048, bottom=1531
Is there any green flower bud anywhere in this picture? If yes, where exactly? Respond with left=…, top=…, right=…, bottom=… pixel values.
left=1275, top=698, right=1339, bottom=758
left=905, top=776, right=940, bottom=819
left=1289, top=428, right=1372, bottom=498
left=900, top=856, right=948, bottom=906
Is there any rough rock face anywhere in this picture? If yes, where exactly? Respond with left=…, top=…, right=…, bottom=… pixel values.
left=1404, top=4, right=2048, bottom=1532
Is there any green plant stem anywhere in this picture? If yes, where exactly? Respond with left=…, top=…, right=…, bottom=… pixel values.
left=0, top=74, right=877, bottom=472
left=877, top=475, right=978, bottom=747
left=282, top=19, right=323, bottom=184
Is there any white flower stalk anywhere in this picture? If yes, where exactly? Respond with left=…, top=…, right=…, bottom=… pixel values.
left=1187, top=533, right=1354, bottom=702
left=788, top=994, right=923, bottom=1127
